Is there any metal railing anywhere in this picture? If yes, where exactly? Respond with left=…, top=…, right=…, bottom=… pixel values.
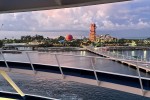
left=0, top=50, right=150, bottom=96
left=85, top=46, right=150, bottom=68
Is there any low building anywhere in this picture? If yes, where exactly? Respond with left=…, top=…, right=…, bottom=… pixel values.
left=96, top=34, right=117, bottom=43
left=125, top=41, right=137, bottom=46
left=28, top=40, right=44, bottom=45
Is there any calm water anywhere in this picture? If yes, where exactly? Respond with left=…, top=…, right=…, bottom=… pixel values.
left=116, top=50, right=150, bottom=61
left=0, top=50, right=150, bottom=99
left=0, top=73, right=149, bottom=100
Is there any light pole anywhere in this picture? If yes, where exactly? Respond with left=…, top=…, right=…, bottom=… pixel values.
left=100, top=35, right=102, bottom=47
left=0, top=24, right=3, bottom=31
left=0, top=24, right=5, bottom=45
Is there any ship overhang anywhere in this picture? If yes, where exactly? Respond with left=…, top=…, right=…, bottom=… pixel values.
left=0, top=0, right=130, bottom=13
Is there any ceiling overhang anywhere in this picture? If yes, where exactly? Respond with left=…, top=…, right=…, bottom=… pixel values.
left=0, top=0, right=130, bottom=13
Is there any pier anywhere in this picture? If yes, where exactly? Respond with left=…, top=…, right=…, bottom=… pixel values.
left=85, top=46, right=150, bottom=73
left=108, top=46, right=150, bottom=50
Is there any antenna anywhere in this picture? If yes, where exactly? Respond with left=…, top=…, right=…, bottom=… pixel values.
left=0, top=24, right=3, bottom=31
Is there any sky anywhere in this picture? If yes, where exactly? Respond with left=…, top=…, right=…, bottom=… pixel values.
left=0, top=0, right=150, bottom=39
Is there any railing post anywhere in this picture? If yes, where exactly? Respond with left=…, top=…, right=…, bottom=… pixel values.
left=91, top=58, right=100, bottom=86
left=55, top=54, right=65, bottom=79
left=117, top=52, right=118, bottom=59
left=136, top=59, right=144, bottom=96
left=122, top=55, right=124, bottom=60
left=0, top=70, right=25, bottom=97
left=26, top=52, right=36, bottom=74
left=127, top=52, right=128, bottom=58
left=0, top=51, right=10, bottom=71
left=124, top=54, right=127, bottom=60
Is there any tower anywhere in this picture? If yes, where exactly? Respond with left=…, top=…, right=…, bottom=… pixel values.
left=89, top=23, right=96, bottom=42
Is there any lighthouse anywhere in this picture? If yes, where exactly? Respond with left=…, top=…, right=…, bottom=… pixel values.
left=89, top=23, right=96, bottom=42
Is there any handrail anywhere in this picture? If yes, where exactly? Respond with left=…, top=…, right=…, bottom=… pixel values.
left=87, top=46, right=149, bottom=61
left=0, top=51, right=10, bottom=71
left=1, top=49, right=150, bottom=97
left=26, top=52, right=36, bottom=74
left=91, top=58, right=100, bottom=85
left=54, top=54, right=65, bottom=79
left=1, top=49, right=150, bottom=64
left=85, top=46, right=150, bottom=66
left=1, top=58, right=150, bottom=80
left=1, top=49, right=150, bottom=72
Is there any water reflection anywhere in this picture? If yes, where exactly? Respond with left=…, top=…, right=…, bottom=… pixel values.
left=80, top=51, right=86, bottom=56
left=131, top=51, right=135, bottom=57
left=118, top=50, right=150, bottom=61
left=144, top=50, right=147, bottom=59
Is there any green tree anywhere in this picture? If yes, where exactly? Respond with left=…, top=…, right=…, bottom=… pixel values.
left=57, top=36, right=65, bottom=41
left=0, top=40, right=3, bottom=47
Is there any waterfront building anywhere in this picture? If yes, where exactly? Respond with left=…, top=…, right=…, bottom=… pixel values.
left=96, top=34, right=117, bottom=43
left=144, top=40, right=150, bottom=45
left=125, top=41, right=137, bottom=46
left=28, top=40, right=44, bottom=45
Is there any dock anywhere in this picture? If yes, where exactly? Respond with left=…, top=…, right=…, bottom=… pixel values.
left=108, top=46, right=150, bottom=50
left=85, top=46, right=150, bottom=73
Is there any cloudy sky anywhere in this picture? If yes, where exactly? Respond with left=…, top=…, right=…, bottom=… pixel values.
left=0, top=0, right=150, bottom=38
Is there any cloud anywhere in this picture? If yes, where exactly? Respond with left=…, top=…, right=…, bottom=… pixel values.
left=0, top=0, right=150, bottom=32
